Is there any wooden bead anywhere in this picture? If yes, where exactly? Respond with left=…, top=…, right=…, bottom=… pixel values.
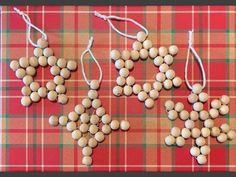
left=21, top=96, right=32, bottom=106
left=115, top=59, right=125, bottom=69
left=193, top=102, right=203, bottom=112
left=48, top=115, right=59, bottom=126
left=165, top=135, right=175, bottom=146
left=101, top=114, right=111, bottom=124
left=116, top=76, right=126, bottom=86
left=82, top=146, right=93, bottom=156
left=23, top=75, right=33, bottom=85
left=143, top=83, right=152, bottom=93
left=123, top=85, right=133, bottom=96
left=38, top=56, right=48, bottom=67
left=96, top=107, right=106, bottom=117
left=71, top=130, right=82, bottom=140
left=171, top=127, right=181, bottom=137
left=133, top=84, right=142, bottom=95
left=74, top=104, right=85, bottom=115
left=60, top=68, right=71, bottom=79
left=110, top=120, right=120, bottom=130
left=92, top=99, right=102, bottom=109
left=201, top=127, right=210, bottom=138
left=195, top=137, right=206, bottom=147
left=130, top=50, right=140, bottom=61
left=217, top=133, right=227, bottom=143
left=197, top=155, right=207, bottom=165
left=57, top=58, right=67, bottom=68
left=165, top=69, right=175, bottom=80
left=132, top=41, right=142, bottom=51
left=155, top=72, right=166, bottom=82
left=119, top=68, right=129, bottom=78
left=79, top=123, right=89, bottom=133
left=198, top=92, right=209, bottom=103
left=179, top=110, right=189, bottom=121
left=190, top=111, right=199, bottom=121
left=46, top=81, right=56, bottom=91
left=30, top=82, right=40, bottom=92
left=220, top=95, right=230, bottom=105
left=78, top=137, right=88, bottom=147
left=37, top=38, right=48, bottom=48
left=190, top=146, right=200, bottom=157
left=168, top=110, right=178, bottom=120
left=54, top=75, right=64, bottom=85
left=168, top=45, right=178, bottom=56
left=90, top=115, right=100, bottom=124
left=67, top=60, right=77, bottom=71
left=139, top=49, right=149, bottom=59
left=143, top=39, right=152, bottom=49
left=26, top=66, right=36, bottom=76
left=158, top=46, right=168, bottom=57
left=149, top=90, right=159, bottom=100
left=181, top=128, right=191, bottom=139
left=220, top=123, right=230, bottom=133
left=159, top=63, right=169, bottom=73
left=55, top=85, right=66, bottom=94
left=191, top=128, right=201, bottom=138
left=113, top=85, right=123, bottom=96
left=58, top=95, right=68, bottom=105
left=149, top=47, right=158, bottom=58
left=154, top=56, right=164, bottom=66
left=172, top=76, right=182, bottom=87
left=211, top=99, right=221, bottom=109
left=82, top=98, right=92, bottom=108
left=185, top=119, right=195, bottom=129
left=68, top=111, right=79, bottom=121
left=110, top=50, right=121, bottom=61
left=43, top=48, right=53, bottom=57
left=89, top=124, right=98, bottom=134
left=211, top=127, right=221, bottom=137
left=29, top=57, right=39, bottom=67
left=15, top=68, right=26, bottom=79
left=125, top=60, right=134, bottom=70
left=121, top=50, right=130, bottom=60
left=34, top=48, right=43, bottom=57
left=200, top=145, right=210, bottom=155
left=209, top=108, right=219, bottom=119
left=90, top=80, right=100, bottom=90
left=153, top=81, right=162, bottom=91
left=102, top=124, right=111, bottom=134
left=47, top=56, right=57, bottom=66
left=163, top=79, right=173, bottom=90
left=38, top=87, right=47, bottom=98
left=219, top=105, right=229, bottom=115
left=88, top=138, right=98, bottom=148
left=138, top=91, right=148, bottom=101
left=188, top=93, right=198, bottom=104
left=165, top=100, right=175, bottom=111
left=50, top=65, right=60, bottom=76
left=88, top=90, right=98, bottom=100
left=204, top=119, right=214, bottom=128
left=59, top=115, right=68, bottom=126
left=10, top=60, right=20, bottom=71
left=95, top=131, right=105, bottom=142
left=164, top=55, right=174, bottom=65
left=136, top=31, right=147, bottom=42
left=227, top=130, right=236, bottom=140
left=198, top=110, right=209, bottom=121
left=82, top=156, right=92, bottom=166
left=145, top=98, right=155, bottom=108
left=176, top=136, right=185, bottom=147
left=192, top=83, right=203, bottom=94
left=47, top=90, right=57, bottom=101
left=175, top=102, right=184, bottom=112
left=120, top=120, right=130, bottom=131
left=21, top=86, right=31, bottom=96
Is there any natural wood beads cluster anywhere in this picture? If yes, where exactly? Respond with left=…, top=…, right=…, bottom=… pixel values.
left=110, top=31, right=182, bottom=109
left=164, top=85, right=234, bottom=165
left=10, top=38, right=77, bottom=107
left=48, top=80, right=130, bottom=166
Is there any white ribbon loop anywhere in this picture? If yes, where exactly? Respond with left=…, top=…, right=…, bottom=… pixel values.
left=14, top=7, right=47, bottom=48
left=94, top=11, right=148, bottom=40
left=185, top=30, right=206, bottom=90
left=80, top=37, right=103, bottom=86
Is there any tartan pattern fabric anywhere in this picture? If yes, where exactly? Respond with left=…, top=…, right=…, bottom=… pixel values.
left=0, top=5, right=236, bottom=172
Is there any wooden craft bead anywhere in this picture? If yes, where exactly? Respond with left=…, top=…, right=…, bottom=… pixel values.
left=47, top=56, right=57, bottom=66
left=34, top=48, right=43, bottom=57
left=55, top=85, right=66, bottom=94
left=137, top=31, right=147, bottom=42
left=176, top=136, right=185, bottom=147
left=145, top=98, right=155, bottom=108
left=16, top=68, right=26, bottom=79
left=113, top=86, right=123, bottom=96
left=95, top=131, right=105, bottom=142
left=50, top=65, right=60, bottom=76
left=179, top=110, right=189, bottom=121
left=82, top=156, right=92, bottom=166
left=209, top=108, right=219, bottom=119
left=164, top=55, right=174, bottom=65
left=29, top=57, right=39, bottom=67
left=58, top=95, right=68, bottom=105
left=23, top=75, right=33, bottom=85
left=190, top=111, right=199, bottom=121
left=21, top=86, right=31, bottom=96
left=48, top=115, right=59, bottom=126
left=190, top=146, right=200, bottom=157
left=195, top=137, right=206, bottom=147
left=57, top=58, right=67, bottom=68
left=102, top=114, right=111, bottom=124
left=165, top=135, right=175, bottom=146
left=130, top=50, right=140, bottom=61
left=181, top=128, right=191, bottom=139
left=211, top=127, right=221, bottom=137
left=46, top=81, right=56, bottom=91
left=67, top=60, right=77, bottom=71
left=126, top=76, right=136, bottom=86
left=21, top=96, right=32, bottom=106
left=96, top=107, right=106, bottom=117
left=78, top=137, right=88, bottom=147
left=200, top=145, right=210, bottom=155
left=199, top=110, right=209, bottom=121
left=38, top=56, right=48, bottom=67
left=217, top=133, right=227, bottom=143
left=165, top=69, right=175, bottom=80
left=38, top=87, right=47, bottom=98
left=149, top=89, right=159, bottom=100
left=74, top=104, right=85, bottom=114
left=47, top=90, right=58, bottom=101
left=172, top=76, right=182, bottom=87
left=220, top=123, right=230, bottom=133
left=121, top=50, right=130, bottom=60
left=227, top=130, right=236, bottom=140
left=149, top=47, right=158, bottom=58
left=143, top=83, right=152, bottom=93
left=102, top=124, right=111, bottom=134
left=92, top=99, right=102, bottom=109
left=197, top=155, right=207, bottom=165
left=198, top=92, right=209, bottom=103
left=155, top=72, right=166, bottom=82
left=82, top=98, right=92, bottom=108
left=110, top=49, right=121, bottom=61
left=37, top=38, right=48, bottom=48
left=119, top=68, right=129, bottom=78
left=159, top=63, right=169, bottom=73
left=168, top=110, right=178, bottom=120
left=219, top=105, right=229, bottom=115
left=133, top=84, right=142, bottom=95
left=192, top=83, right=203, bottom=94
left=26, top=66, right=36, bottom=76
left=138, top=91, right=148, bottom=101
left=193, top=102, right=204, bottom=112
left=158, top=46, right=168, bottom=57
left=123, top=85, right=133, bottom=96
left=188, top=93, right=198, bottom=104
left=82, top=146, right=93, bottom=156
left=88, top=90, right=98, bottom=100
left=132, top=41, right=142, bottom=51
left=220, top=95, right=230, bottom=105
left=185, top=119, right=195, bottom=129
left=90, top=115, right=100, bottom=125
left=79, top=123, right=89, bottom=133
left=120, top=120, right=130, bottom=131
left=71, top=130, right=82, bottom=140
left=143, top=39, right=152, bottom=49
left=171, top=127, right=181, bottom=137
left=125, top=60, right=134, bottom=70
left=163, top=79, right=173, bottom=90
left=88, top=138, right=98, bottom=148
left=54, top=75, right=64, bottom=85
left=59, top=115, right=68, bottom=126
left=110, top=120, right=120, bottom=130
left=90, top=80, right=100, bottom=90
left=174, top=102, right=184, bottom=112
left=116, top=76, right=126, bottom=86
left=211, top=99, right=222, bottom=109
left=89, top=124, right=99, bottom=134
left=201, top=127, right=210, bottom=138
left=204, top=119, right=214, bottom=128
left=60, top=68, right=71, bottom=79
left=153, top=81, right=162, bottom=91
left=154, top=56, right=164, bottom=66
left=30, top=82, right=40, bottom=92
left=139, top=49, right=149, bottom=60
left=43, top=48, right=53, bottom=57
left=191, top=128, right=201, bottom=138
left=10, top=60, right=20, bottom=71
left=165, top=100, right=175, bottom=111
left=168, top=45, right=178, bottom=56
left=115, top=59, right=125, bottom=69
left=68, top=111, right=79, bottom=121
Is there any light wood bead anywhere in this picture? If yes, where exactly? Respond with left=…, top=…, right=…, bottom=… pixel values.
left=68, top=111, right=79, bottom=121
left=38, top=87, right=47, bottom=98
left=102, top=124, right=111, bottom=134
left=204, top=119, right=214, bottom=128
left=190, top=146, right=200, bottom=157
left=217, top=133, right=228, bottom=143
left=46, top=81, right=56, bottom=91
left=219, top=105, right=229, bottom=115
left=119, top=68, right=129, bottom=78
left=15, top=68, right=26, bottom=79
left=132, top=84, right=141, bottom=95
left=126, top=76, right=136, bottom=86
left=168, top=45, right=178, bottom=56
left=176, top=136, right=185, bottom=147
left=82, top=156, right=92, bottom=166
left=209, top=108, right=219, bottom=119
left=116, top=76, right=126, bottom=86
left=197, top=155, right=207, bottom=165
left=143, top=83, right=152, bottom=93
left=78, top=137, right=88, bottom=147
left=110, top=120, right=120, bottom=130
left=179, top=110, right=189, bottom=121
left=125, top=60, right=134, bottom=70
left=29, top=57, right=39, bottom=67
left=53, top=75, right=64, bottom=85
left=90, top=80, right=100, bottom=90
left=145, top=98, right=155, bottom=108
left=115, top=59, right=125, bottom=69
left=110, top=49, right=121, bottom=61
left=26, top=66, right=36, bottom=76
left=30, top=82, right=40, bottom=92
left=155, top=72, right=166, bottom=82
left=159, top=63, right=169, bottom=73
left=59, top=115, right=68, bottom=126
left=171, top=127, right=181, bottom=137
left=163, top=79, right=173, bottom=90
left=23, top=75, right=33, bottom=85
left=158, top=46, right=168, bottom=57
left=211, top=127, right=221, bottom=137
left=88, top=138, right=98, bottom=148
left=220, top=95, right=230, bottom=105
left=199, top=110, right=209, bottom=121
left=43, top=48, right=53, bottom=57
left=96, top=107, right=106, bottom=117
left=21, top=96, right=32, bottom=106
left=21, top=86, right=31, bottom=96
left=82, top=146, right=93, bottom=156
left=165, top=100, right=175, bottom=111
left=123, top=85, right=133, bottom=96
left=175, top=102, right=184, bottom=112
left=47, top=56, right=57, bottom=66
left=138, top=91, right=148, bottom=102
left=130, top=50, right=140, bottom=61
left=227, top=130, right=236, bottom=140
left=199, top=92, right=209, bottom=103
left=10, top=60, right=20, bottom=71
left=57, top=58, right=67, bottom=68
left=149, top=47, right=158, bottom=58
left=153, top=81, right=162, bottom=91
left=200, top=145, right=210, bottom=155
left=165, top=69, right=175, bottom=80
left=211, top=99, right=222, bottom=109
left=71, top=130, right=82, bottom=140
left=188, top=93, right=198, bottom=104
left=121, top=50, right=130, bottom=60
left=60, top=68, right=71, bottom=79
left=192, top=83, right=203, bottom=94
left=191, top=128, right=201, bottom=138
left=92, top=99, right=102, bottom=109
left=67, top=60, right=77, bottom=71
left=90, top=115, right=100, bottom=125
left=50, top=65, right=60, bottom=76
left=58, top=95, right=68, bottom=105
left=95, top=131, right=105, bottom=142
left=165, top=135, right=175, bottom=146
left=181, top=128, right=191, bottom=139
left=136, top=31, right=147, bottom=42
left=89, top=124, right=98, bottom=134
left=201, top=127, right=210, bottom=138
left=195, top=137, right=206, bottom=147
left=164, top=55, right=174, bottom=65
left=168, top=110, right=178, bottom=120
left=75, top=104, right=85, bottom=115
left=185, top=119, right=195, bottom=129
left=38, top=56, right=48, bottom=67
left=132, top=41, right=142, bottom=51
left=88, top=90, right=98, bottom=100
left=101, top=114, right=111, bottom=124
left=220, top=123, right=230, bottom=133
left=47, top=90, right=58, bottom=101
left=149, top=89, right=159, bottom=100
left=139, top=49, right=149, bottom=60
left=120, top=120, right=130, bottom=131
left=48, top=115, right=59, bottom=126
left=34, top=48, right=43, bottom=57
left=154, top=56, right=164, bottom=66
left=55, top=85, right=66, bottom=94
left=37, top=38, right=48, bottom=48
left=82, top=98, right=92, bottom=108
left=193, top=102, right=204, bottom=112
left=190, top=111, right=199, bottom=121
left=172, top=77, right=182, bottom=87
left=79, top=123, right=89, bottom=133
left=113, top=86, right=123, bottom=96
left=143, top=39, right=152, bottom=49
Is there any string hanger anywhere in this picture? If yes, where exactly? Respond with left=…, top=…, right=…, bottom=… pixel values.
left=185, top=30, right=206, bottom=90
left=13, top=7, right=47, bottom=48
left=94, top=11, right=148, bottom=40
left=80, top=37, right=103, bottom=86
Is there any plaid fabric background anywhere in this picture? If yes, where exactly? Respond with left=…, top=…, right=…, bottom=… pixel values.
left=0, top=6, right=236, bottom=172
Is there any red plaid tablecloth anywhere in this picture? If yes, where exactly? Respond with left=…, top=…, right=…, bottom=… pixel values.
left=1, top=6, right=236, bottom=172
